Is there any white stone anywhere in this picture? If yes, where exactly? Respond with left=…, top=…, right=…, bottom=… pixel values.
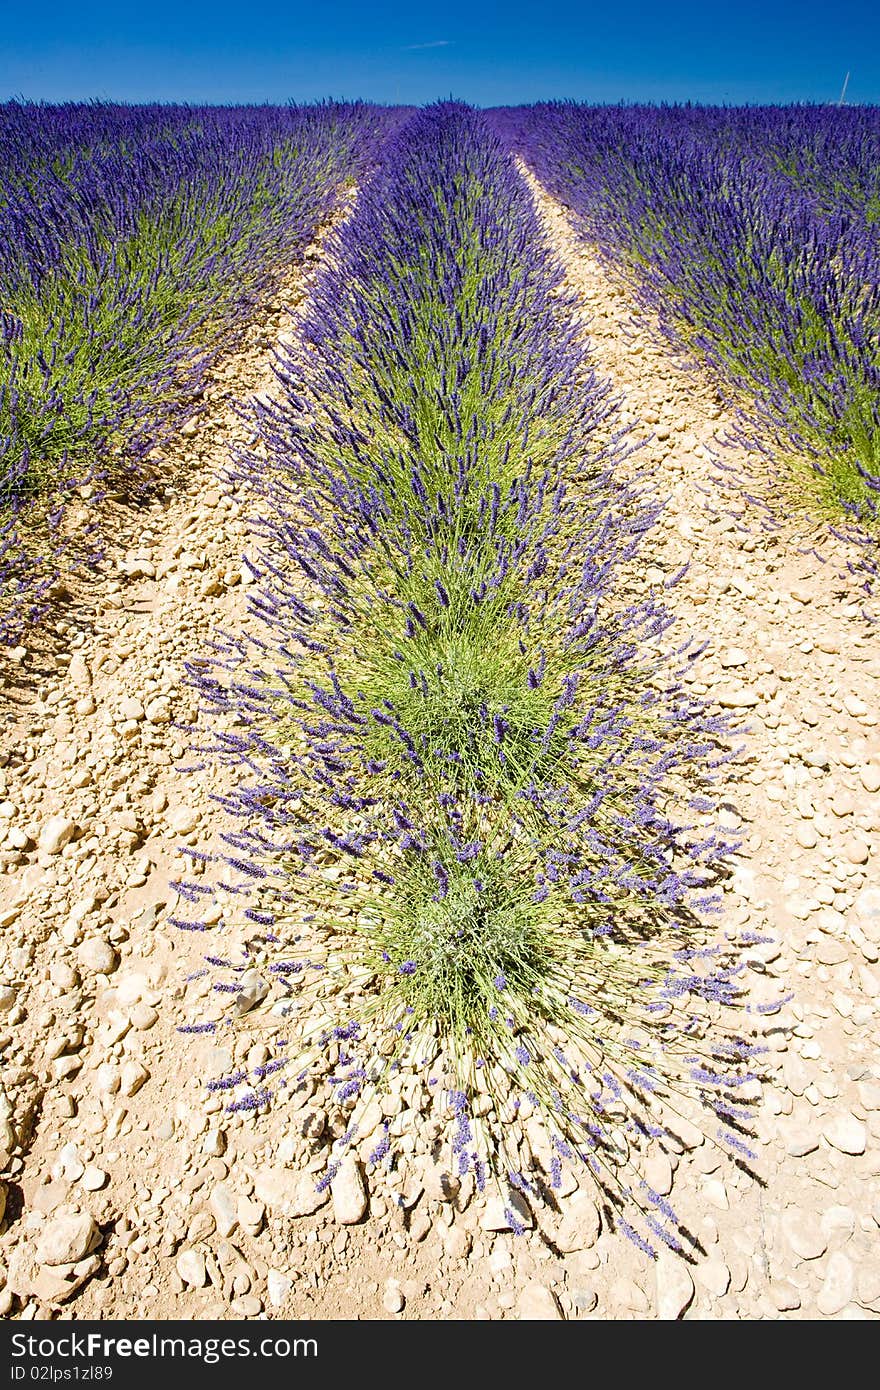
left=176, top=1248, right=207, bottom=1289
left=232, top=970, right=269, bottom=1016
left=53, top=1142, right=84, bottom=1182
left=859, top=764, right=880, bottom=794
left=644, top=1149, right=674, bottom=1196
left=696, top=1259, right=731, bottom=1298
left=781, top=1209, right=827, bottom=1260
left=77, top=938, right=117, bottom=974
left=554, top=1194, right=600, bottom=1252
left=655, top=1253, right=694, bottom=1319
left=253, top=1167, right=329, bottom=1219
left=210, top=1185, right=239, bottom=1238
left=821, top=1205, right=856, bottom=1238
left=383, top=1280, right=405, bottom=1314
left=719, top=647, right=748, bottom=668
left=480, top=1193, right=534, bottom=1232
left=203, top=1129, right=226, bottom=1157
left=517, top=1282, right=562, bottom=1320
left=39, top=816, right=77, bottom=855
left=120, top=1061, right=149, bottom=1097
left=167, top=806, right=199, bottom=835
left=237, top=1196, right=264, bottom=1231
left=36, top=1214, right=99, bottom=1266
left=68, top=654, right=92, bottom=689
left=855, top=887, right=880, bottom=938
left=822, top=1113, right=867, bottom=1155
left=330, top=1157, right=368, bottom=1225
left=267, top=1269, right=293, bottom=1308
left=817, top=1252, right=854, bottom=1317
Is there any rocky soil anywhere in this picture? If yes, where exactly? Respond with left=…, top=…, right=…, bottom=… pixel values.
left=0, top=181, right=878, bottom=1322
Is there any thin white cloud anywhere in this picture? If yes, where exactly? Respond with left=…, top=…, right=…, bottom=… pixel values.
left=403, top=40, right=453, bottom=51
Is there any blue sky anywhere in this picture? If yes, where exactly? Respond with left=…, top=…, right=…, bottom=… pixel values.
left=2, top=0, right=878, bottom=105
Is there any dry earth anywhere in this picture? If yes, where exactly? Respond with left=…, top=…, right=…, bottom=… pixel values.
left=0, top=178, right=878, bottom=1323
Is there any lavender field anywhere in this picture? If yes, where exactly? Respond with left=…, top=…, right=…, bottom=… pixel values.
left=0, top=99, right=878, bottom=1323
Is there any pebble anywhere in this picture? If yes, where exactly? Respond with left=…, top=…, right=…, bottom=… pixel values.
left=129, top=1002, right=158, bottom=1030
left=571, top=1287, right=598, bottom=1313
left=554, top=1193, right=600, bottom=1252
left=167, top=806, right=199, bottom=836
left=203, top=1129, right=226, bottom=1157
left=719, top=647, right=748, bottom=668
left=821, top=1206, right=856, bottom=1239
left=716, top=686, right=760, bottom=709
left=77, top=938, right=118, bottom=975
left=771, top=1282, right=802, bottom=1312
left=611, top=1277, right=650, bottom=1314
left=68, top=654, right=92, bottom=689
left=176, top=1249, right=207, bottom=1289
left=331, top=1157, right=368, bottom=1225
left=120, top=1061, right=150, bottom=1097
left=36, top=1214, right=99, bottom=1266
left=654, top=1248, right=695, bottom=1319
left=230, top=1295, right=262, bottom=1317
left=383, top=1280, right=405, bottom=1314
left=267, top=1269, right=293, bottom=1307
left=817, top=1252, right=855, bottom=1317
left=695, top=1260, right=731, bottom=1298
left=517, top=1282, right=562, bottom=1320
left=253, top=1167, right=329, bottom=1219
left=857, top=1266, right=880, bottom=1308
left=700, top=1177, right=729, bottom=1211
left=38, top=816, right=77, bottom=855
left=232, top=969, right=269, bottom=1016
left=480, top=1194, right=534, bottom=1232
left=188, top=1211, right=215, bottom=1243
left=81, top=1166, right=108, bottom=1192
left=857, top=1079, right=880, bottom=1111
left=422, top=1166, right=460, bottom=1203
left=781, top=1209, right=827, bottom=1261
left=209, top=1184, right=239, bottom=1237
left=237, top=1196, right=265, bottom=1232
left=822, top=1113, right=867, bottom=1155
left=643, top=1150, right=674, bottom=1196
left=859, top=764, right=880, bottom=794
left=844, top=837, right=869, bottom=866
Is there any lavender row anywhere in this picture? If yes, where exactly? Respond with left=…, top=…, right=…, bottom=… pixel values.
left=184, top=104, right=763, bottom=1254
left=0, top=101, right=401, bottom=642
left=491, top=103, right=880, bottom=524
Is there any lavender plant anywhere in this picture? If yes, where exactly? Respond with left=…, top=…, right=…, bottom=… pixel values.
left=492, top=102, right=880, bottom=525
left=0, top=100, right=401, bottom=642
left=182, top=105, right=766, bottom=1256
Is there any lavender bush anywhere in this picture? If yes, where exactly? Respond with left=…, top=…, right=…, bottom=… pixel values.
left=183, top=104, right=766, bottom=1255
left=0, top=100, right=400, bottom=642
left=491, top=102, right=880, bottom=525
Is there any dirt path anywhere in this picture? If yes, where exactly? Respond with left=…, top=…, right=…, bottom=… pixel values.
left=1, top=174, right=878, bottom=1324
